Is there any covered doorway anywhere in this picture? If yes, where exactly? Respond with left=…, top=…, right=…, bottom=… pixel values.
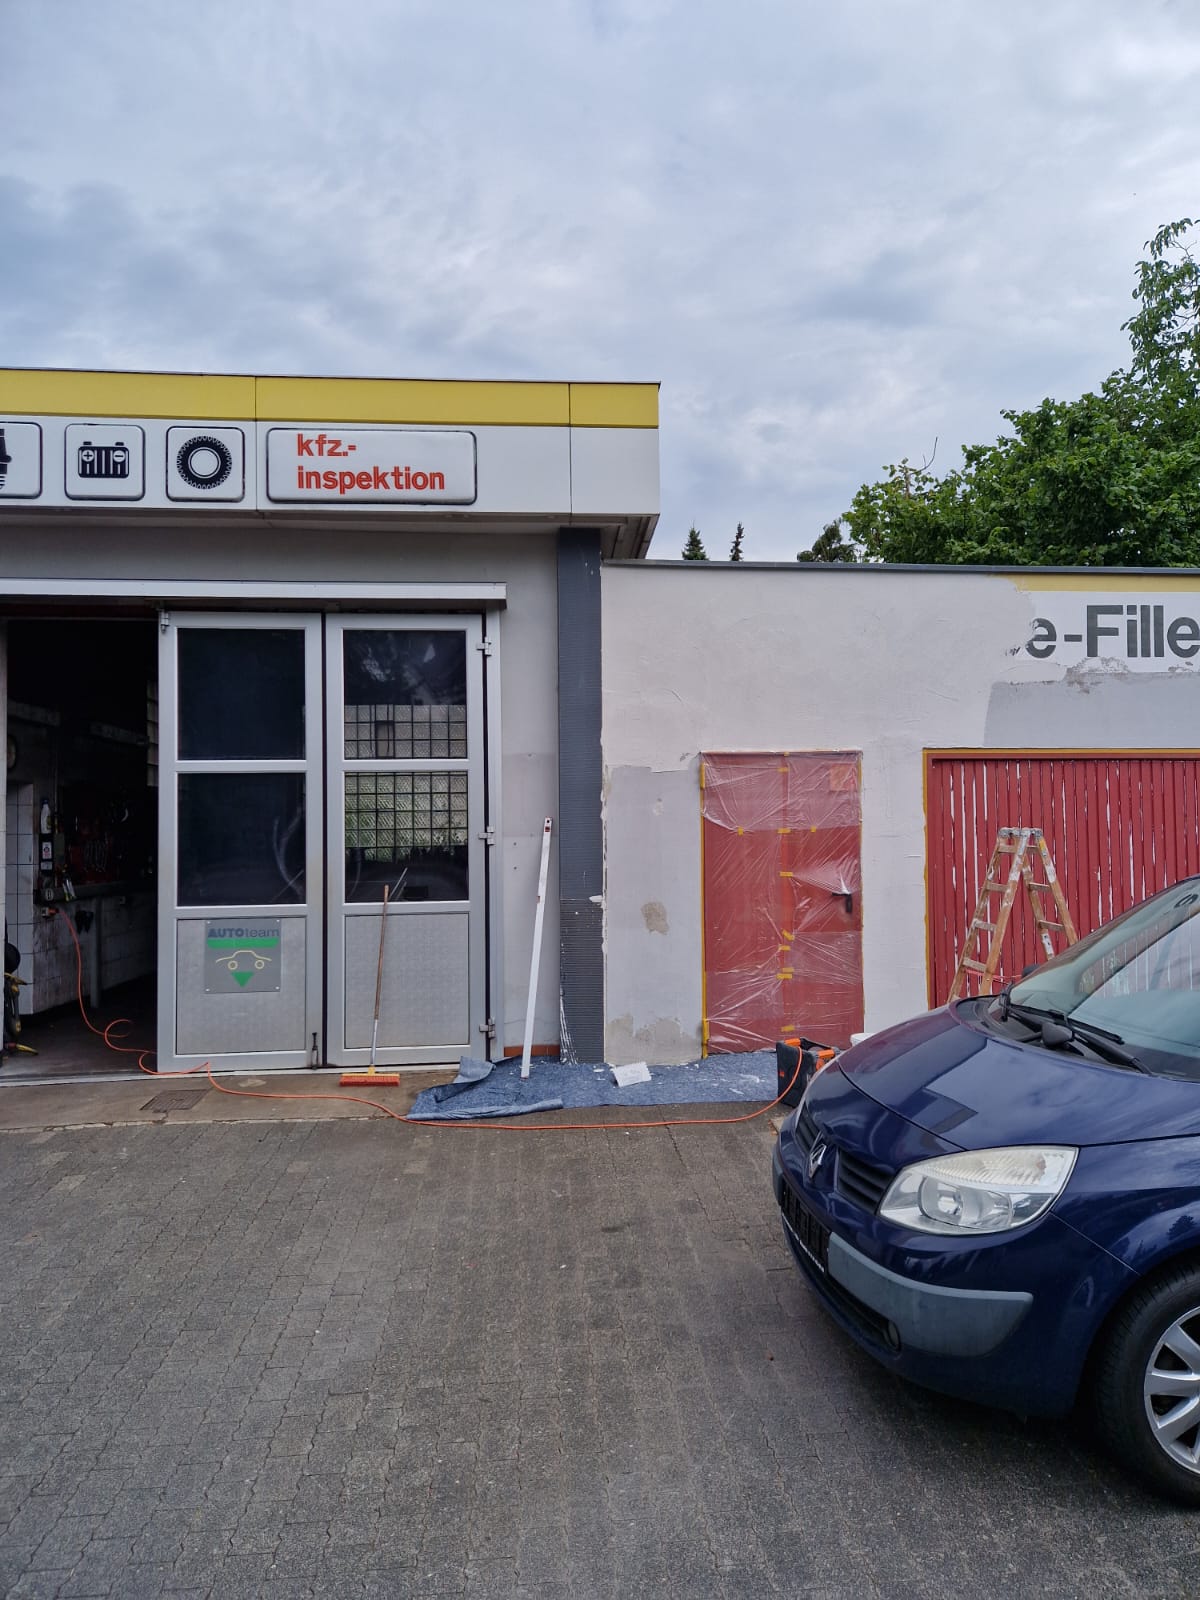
left=701, top=751, right=864, bottom=1052
left=158, top=612, right=489, bottom=1071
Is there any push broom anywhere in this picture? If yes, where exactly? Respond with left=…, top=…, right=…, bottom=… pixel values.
left=340, top=884, right=402, bottom=1087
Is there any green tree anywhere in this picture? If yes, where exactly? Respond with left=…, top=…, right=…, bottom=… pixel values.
left=1125, top=216, right=1199, bottom=393
left=840, top=220, right=1200, bottom=567
left=729, top=522, right=745, bottom=561
left=797, top=518, right=861, bottom=562
left=681, top=526, right=709, bottom=560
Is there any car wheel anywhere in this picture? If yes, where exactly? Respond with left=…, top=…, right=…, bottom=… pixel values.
left=1094, top=1263, right=1200, bottom=1504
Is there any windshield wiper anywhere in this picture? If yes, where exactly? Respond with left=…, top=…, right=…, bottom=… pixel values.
left=1001, top=999, right=1149, bottom=1072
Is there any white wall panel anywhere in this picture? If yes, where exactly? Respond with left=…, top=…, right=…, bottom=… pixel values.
left=601, top=564, right=1200, bottom=1063
left=570, top=427, right=659, bottom=519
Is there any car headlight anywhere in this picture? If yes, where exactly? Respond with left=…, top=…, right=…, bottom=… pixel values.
left=878, top=1146, right=1078, bottom=1236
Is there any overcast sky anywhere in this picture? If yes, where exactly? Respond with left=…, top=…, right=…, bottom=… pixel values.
left=4, top=1, right=1199, bottom=559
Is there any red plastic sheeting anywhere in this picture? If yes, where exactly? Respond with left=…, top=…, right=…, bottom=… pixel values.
left=926, top=753, right=1200, bottom=1006
left=702, top=753, right=864, bottom=1054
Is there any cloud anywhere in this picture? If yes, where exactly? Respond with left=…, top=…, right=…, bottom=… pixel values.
left=4, top=0, right=1200, bottom=557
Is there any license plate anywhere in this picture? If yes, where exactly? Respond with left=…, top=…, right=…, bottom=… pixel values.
left=780, top=1183, right=829, bottom=1273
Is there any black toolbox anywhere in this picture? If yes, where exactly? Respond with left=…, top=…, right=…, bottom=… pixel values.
left=775, top=1036, right=835, bottom=1107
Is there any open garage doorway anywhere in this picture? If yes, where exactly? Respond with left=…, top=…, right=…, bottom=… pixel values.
left=3, top=618, right=158, bottom=1081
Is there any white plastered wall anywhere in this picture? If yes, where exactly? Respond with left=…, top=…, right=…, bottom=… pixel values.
left=601, top=563, right=1200, bottom=1065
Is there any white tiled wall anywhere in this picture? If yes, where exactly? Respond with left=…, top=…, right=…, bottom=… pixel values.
left=27, top=891, right=155, bottom=1013
left=97, top=892, right=156, bottom=990
left=5, top=786, right=155, bottom=1010
left=30, top=907, right=77, bottom=1012
left=5, top=784, right=35, bottom=985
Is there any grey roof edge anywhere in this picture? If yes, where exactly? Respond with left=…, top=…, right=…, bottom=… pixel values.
left=603, top=559, right=1200, bottom=577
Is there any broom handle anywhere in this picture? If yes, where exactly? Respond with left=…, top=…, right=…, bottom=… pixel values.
left=371, top=884, right=390, bottom=1066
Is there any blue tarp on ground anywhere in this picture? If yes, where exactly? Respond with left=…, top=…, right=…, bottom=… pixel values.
left=406, top=1050, right=777, bottom=1120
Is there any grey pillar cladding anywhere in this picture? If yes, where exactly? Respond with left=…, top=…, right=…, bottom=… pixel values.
left=556, top=528, right=604, bottom=1063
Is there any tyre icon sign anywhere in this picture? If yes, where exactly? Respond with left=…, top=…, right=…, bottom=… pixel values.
left=166, top=426, right=245, bottom=501
left=176, top=435, right=233, bottom=489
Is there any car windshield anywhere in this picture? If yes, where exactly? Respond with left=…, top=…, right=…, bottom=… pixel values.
left=1006, top=880, right=1200, bottom=1078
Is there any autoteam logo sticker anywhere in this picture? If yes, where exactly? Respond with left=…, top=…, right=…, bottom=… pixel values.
left=205, top=921, right=281, bottom=993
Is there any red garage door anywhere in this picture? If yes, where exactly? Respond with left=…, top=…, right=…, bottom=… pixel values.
left=702, top=752, right=864, bottom=1053
left=926, top=752, right=1200, bottom=1005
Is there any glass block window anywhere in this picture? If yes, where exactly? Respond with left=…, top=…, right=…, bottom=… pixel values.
left=344, top=772, right=469, bottom=903
left=344, top=702, right=467, bottom=761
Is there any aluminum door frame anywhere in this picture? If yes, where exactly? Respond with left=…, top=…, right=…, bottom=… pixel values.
left=157, top=612, right=325, bottom=1071
left=325, top=614, right=488, bottom=1067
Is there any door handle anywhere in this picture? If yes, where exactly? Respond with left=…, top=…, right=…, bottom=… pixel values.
left=832, top=889, right=854, bottom=915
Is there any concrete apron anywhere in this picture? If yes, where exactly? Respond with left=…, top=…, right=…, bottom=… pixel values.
left=0, top=1067, right=456, bottom=1132
left=0, top=1071, right=782, bottom=1137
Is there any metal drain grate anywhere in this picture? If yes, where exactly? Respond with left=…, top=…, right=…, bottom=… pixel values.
left=140, top=1088, right=210, bottom=1113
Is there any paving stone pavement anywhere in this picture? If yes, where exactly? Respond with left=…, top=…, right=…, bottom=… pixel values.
left=0, top=1110, right=1197, bottom=1598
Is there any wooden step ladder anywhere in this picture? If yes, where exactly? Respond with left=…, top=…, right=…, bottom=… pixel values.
left=947, top=828, right=1078, bottom=1000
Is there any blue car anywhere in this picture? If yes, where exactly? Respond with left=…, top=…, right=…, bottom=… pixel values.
left=773, top=878, right=1200, bottom=1503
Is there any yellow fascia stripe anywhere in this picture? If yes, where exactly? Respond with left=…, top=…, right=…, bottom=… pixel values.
left=255, top=377, right=570, bottom=426
left=1008, top=572, right=1200, bottom=594
left=569, top=383, right=659, bottom=428
left=0, top=369, right=255, bottom=420
left=0, top=369, right=660, bottom=429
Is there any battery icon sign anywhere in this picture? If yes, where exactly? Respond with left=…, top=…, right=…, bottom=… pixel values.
left=77, top=440, right=130, bottom=478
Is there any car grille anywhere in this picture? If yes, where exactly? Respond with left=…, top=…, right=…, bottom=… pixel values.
left=792, top=1101, right=894, bottom=1215
left=779, top=1181, right=829, bottom=1271
left=820, top=1269, right=896, bottom=1351
left=793, top=1103, right=820, bottom=1154
left=835, top=1150, right=892, bottom=1212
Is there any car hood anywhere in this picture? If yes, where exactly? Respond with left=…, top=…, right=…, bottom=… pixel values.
left=839, top=1005, right=1200, bottom=1148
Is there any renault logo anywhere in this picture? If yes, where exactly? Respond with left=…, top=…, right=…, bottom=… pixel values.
left=808, top=1139, right=828, bottom=1180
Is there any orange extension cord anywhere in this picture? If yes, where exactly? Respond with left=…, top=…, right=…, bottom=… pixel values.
left=50, top=909, right=802, bottom=1132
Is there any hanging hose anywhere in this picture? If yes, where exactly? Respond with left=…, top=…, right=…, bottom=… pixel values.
left=50, top=909, right=803, bottom=1132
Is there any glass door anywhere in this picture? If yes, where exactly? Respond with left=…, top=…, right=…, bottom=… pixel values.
left=326, top=617, right=486, bottom=1066
left=158, top=615, right=324, bottom=1070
